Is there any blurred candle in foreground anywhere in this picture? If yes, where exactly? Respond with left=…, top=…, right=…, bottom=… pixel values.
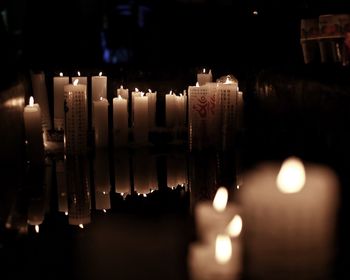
left=188, top=234, right=241, bottom=280
left=23, top=96, right=44, bottom=164
left=238, top=156, right=340, bottom=280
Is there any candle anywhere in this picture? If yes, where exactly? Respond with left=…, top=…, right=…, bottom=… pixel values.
left=64, top=80, right=88, bottom=155
left=131, top=88, right=142, bottom=126
left=71, top=71, right=88, bottom=86
left=165, top=91, right=176, bottom=128
left=92, top=72, right=107, bottom=127
left=195, top=186, right=241, bottom=244
left=133, top=92, right=149, bottom=143
left=188, top=234, right=242, bottom=280
left=31, top=71, right=52, bottom=132
left=113, top=96, right=128, bottom=147
left=23, top=96, right=44, bottom=164
left=146, top=89, right=157, bottom=129
left=117, top=85, right=129, bottom=99
left=93, top=97, right=109, bottom=148
left=53, top=72, right=69, bottom=130
left=27, top=196, right=45, bottom=233
left=197, top=68, right=213, bottom=86
left=238, top=156, right=340, bottom=279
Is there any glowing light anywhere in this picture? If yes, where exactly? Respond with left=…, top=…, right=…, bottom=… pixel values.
left=3, top=97, right=25, bottom=109
left=213, top=187, right=228, bottom=212
left=29, top=96, right=34, bottom=106
left=59, top=72, right=63, bottom=77
left=148, top=89, right=152, bottom=93
left=100, top=97, right=103, bottom=101
left=65, top=212, right=68, bottom=216
left=276, top=157, right=306, bottom=193
left=143, top=194, right=147, bottom=197
left=236, top=185, right=240, bottom=189
left=227, top=215, right=242, bottom=238
left=79, top=224, right=84, bottom=229
left=99, top=72, right=102, bottom=76
left=195, top=82, right=200, bottom=87
left=118, top=95, right=122, bottom=99
left=103, top=209, right=107, bottom=213
left=73, top=79, right=79, bottom=86
left=35, top=225, right=40, bottom=233
left=203, top=68, right=206, bottom=73
left=120, top=85, right=124, bottom=89
left=215, top=235, right=232, bottom=264
left=77, top=71, right=81, bottom=76
left=253, top=10, right=258, bottom=15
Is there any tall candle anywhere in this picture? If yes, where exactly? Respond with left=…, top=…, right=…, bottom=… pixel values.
left=23, top=96, right=44, bottom=164
left=53, top=72, right=69, bottom=130
left=131, top=88, right=142, bottom=126
left=92, top=72, right=107, bottom=127
left=93, top=97, right=109, bottom=148
left=147, top=89, right=157, bottom=129
left=166, top=91, right=176, bottom=128
left=31, top=71, right=52, bottom=132
left=71, top=71, right=88, bottom=86
left=64, top=80, right=88, bottom=155
left=133, top=92, right=149, bottom=143
left=113, top=96, right=128, bottom=147
left=197, top=68, right=213, bottom=86
left=117, top=85, right=129, bottom=99
left=238, top=157, right=340, bottom=279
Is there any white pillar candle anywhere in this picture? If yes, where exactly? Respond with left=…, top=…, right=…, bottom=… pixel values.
left=131, top=88, right=141, bottom=126
left=64, top=80, right=88, bottom=155
left=93, top=97, right=109, bottom=148
left=195, top=186, right=241, bottom=244
left=71, top=71, right=88, bottom=86
left=146, top=89, right=157, bottom=129
left=114, top=149, right=131, bottom=195
left=188, top=234, right=242, bottom=280
left=176, top=94, right=185, bottom=127
left=165, top=91, right=176, bottom=128
left=197, top=68, right=213, bottom=86
left=31, top=71, right=52, bottom=132
left=91, top=72, right=107, bottom=101
left=117, top=85, right=129, bottom=99
left=53, top=72, right=69, bottom=130
left=23, top=96, right=44, bottom=164
left=113, top=96, right=128, bottom=147
left=238, top=156, right=340, bottom=279
left=133, top=93, right=149, bottom=143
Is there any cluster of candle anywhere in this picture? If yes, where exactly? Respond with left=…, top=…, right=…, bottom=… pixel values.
left=188, top=69, right=244, bottom=151
left=188, top=187, right=243, bottom=280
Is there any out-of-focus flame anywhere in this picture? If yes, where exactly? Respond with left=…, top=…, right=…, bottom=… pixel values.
left=73, top=79, right=79, bottom=86
left=227, top=215, right=242, bottom=238
left=276, top=157, right=306, bottom=193
left=215, top=235, right=232, bottom=264
left=213, top=187, right=228, bottom=212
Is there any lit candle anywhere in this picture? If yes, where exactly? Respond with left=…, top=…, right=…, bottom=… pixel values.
left=188, top=234, right=241, bottom=280
left=23, top=96, right=44, bottom=164
left=238, top=156, right=340, bottom=279
left=117, top=85, right=129, bottom=99
left=197, top=68, right=213, bottom=86
left=165, top=91, right=176, bottom=128
left=146, top=89, right=157, bottom=129
left=93, top=97, right=109, bottom=148
left=53, top=72, right=69, bottom=130
left=113, top=96, right=128, bottom=147
left=91, top=72, right=107, bottom=101
left=71, top=71, right=87, bottom=86
left=133, top=92, right=149, bottom=144
left=27, top=196, right=45, bottom=233
left=131, top=88, right=141, bottom=126
left=195, top=187, right=241, bottom=244
left=64, top=79, right=88, bottom=155
left=31, top=71, right=52, bottom=132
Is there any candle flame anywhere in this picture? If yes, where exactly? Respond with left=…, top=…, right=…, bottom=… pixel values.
left=120, top=85, right=123, bottom=89
left=99, top=72, right=102, bottom=76
left=141, top=92, right=145, bottom=97
left=103, top=209, right=107, bottom=213
left=213, top=187, right=228, bottom=212
left=253, top=10, right=258, bottom=15
left=79, top=224, right=84, bottom=229
left=77, top=71, right=81, bottom=76
left=29, top=96, right=34, bottom=106
left=143, top=194, right=147, bottom=197
left=148, top=89, right=152, bottom=93
left=73, top=79, right=79, bottom=86
left=195, top=82, right=200, bottom=87
left=59, top=72, right=63, bottom=77
left=276, top=156, right=306, bottom=193
left=215, top=235, right=232, bottom=264
left=35, top=225, right=39, bottom=233
left=135, top=88, right=139, bottom=92
left=65, top=212, right=68, bottom=216
left=100, top=97, right=103, bottom=101
left=118, top=95, right=122, bottom=99
left=227, top=215, right=242, bottom=238
left=203, top=68, right=206, bottom=73
left=224, top=76, right=234, bottom=84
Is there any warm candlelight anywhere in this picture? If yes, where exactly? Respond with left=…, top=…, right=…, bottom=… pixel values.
left=53, top=72, right=69, bottom=130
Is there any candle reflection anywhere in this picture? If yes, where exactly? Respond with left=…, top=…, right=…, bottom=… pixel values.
left=94, top=150, right=111, bottom=210
left=114, top=149, right=131, bottom=195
